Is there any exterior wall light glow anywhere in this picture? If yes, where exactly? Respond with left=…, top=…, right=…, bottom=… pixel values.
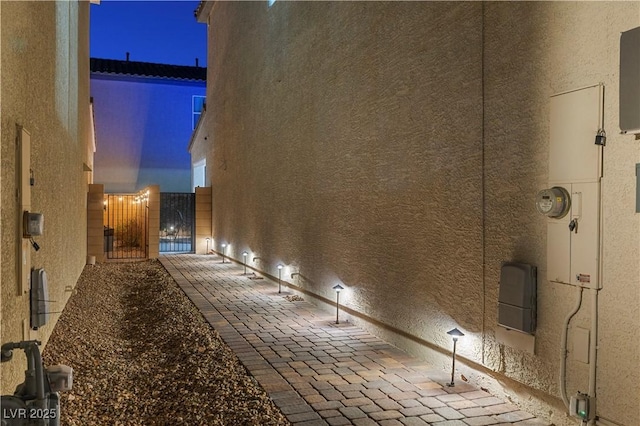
left=221, top=243, right=227, bottom=263
left=242, top=251, right=248, bottom=274
left=333, top=284, right=344, bottom=324
left=277, top=264, right=283, bottom=293
left=446, top=328, right=465, bottom=387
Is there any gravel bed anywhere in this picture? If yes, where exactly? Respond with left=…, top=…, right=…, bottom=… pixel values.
left=42, top=259, right=291, bottom=426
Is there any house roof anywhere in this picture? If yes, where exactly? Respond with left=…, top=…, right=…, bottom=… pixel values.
left=90, top=58, right=206, bottom=81
left=195, top=1, right=214, bottom=23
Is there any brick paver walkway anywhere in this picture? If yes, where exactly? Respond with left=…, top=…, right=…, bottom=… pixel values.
left=160, top=254, right=549, bottom=426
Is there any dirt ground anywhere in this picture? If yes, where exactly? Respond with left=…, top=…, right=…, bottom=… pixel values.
left=42, top=259, right=290, bottom=426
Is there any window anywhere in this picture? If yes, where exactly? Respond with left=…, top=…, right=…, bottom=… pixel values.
left=192, top=159, right=206, bottom=191
left=192, top=95, right=206, bottom=130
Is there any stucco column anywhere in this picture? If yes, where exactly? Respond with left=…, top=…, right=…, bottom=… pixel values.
left=195, top=186, right=212, bottom=254
left=147, top=185, right=160, bottom=259
left=87, top=184, right=105, bottom=262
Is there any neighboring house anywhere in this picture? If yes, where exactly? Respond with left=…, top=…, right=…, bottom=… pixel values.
left=91, top=57, right=206, bottom=193
left=195, top=2, right=640, bottom=425
left=188, top=103, right=208, bottom=191
left=1, top=1, right=94, bottom=393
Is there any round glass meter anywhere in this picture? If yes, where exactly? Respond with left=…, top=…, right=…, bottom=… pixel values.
left=535, top=186, right=571, bottom=218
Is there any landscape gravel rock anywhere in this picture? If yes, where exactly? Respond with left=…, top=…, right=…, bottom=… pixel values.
left=42, top=259, right=291, bottom=426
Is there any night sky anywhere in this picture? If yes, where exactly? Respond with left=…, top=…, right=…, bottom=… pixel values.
left=90, top=0, right=207, bottom=67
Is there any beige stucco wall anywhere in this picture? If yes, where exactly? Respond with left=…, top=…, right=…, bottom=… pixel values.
left=483, top=3, right=640, bottom=424
left=202, top=2, right=639, bottom=425
left=1, top=1, right=91, bottom=392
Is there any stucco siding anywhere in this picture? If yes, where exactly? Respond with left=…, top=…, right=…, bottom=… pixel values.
left=203, top=2, right=639, bottom=424
left=1, top=1, right=91, bottom=392
left=483, top=3, right=640, bottom=424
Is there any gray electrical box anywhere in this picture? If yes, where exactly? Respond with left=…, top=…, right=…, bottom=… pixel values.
left=22, top=211, right=44, bottom=237
left=30, top=268, right=49, bottom=329
left=620, top=26, right=640, bottom=134
left=498, top=262, right=537, bottom=334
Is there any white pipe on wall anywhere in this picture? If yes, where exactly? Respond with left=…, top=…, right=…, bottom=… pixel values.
left=588, top=170, right=604, bottom=425
left=587, top=110, right=604, bottom=424
left=560, top=286, right=584, bottom=409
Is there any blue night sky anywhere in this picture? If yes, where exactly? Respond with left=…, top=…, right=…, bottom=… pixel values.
left=90, top=0, right=207, bottom=67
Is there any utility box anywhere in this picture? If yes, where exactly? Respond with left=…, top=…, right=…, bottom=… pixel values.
left=30, top=268, right=49, bottom=329
left=620, top=26, right=640, bottom=134
left=498, top=262, right=537, bottom=334
left=545, top=85, right=603, bottom=290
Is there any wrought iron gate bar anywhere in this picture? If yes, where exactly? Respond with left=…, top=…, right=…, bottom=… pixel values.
left=159, top=192, right=195, bottom=253
left=104, top=194, right=148, bottom=260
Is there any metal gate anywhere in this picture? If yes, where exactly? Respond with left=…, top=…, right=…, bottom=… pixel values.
left=159, top=193, right=195, bottom=253
left=104, top=194, right=148, bottom=260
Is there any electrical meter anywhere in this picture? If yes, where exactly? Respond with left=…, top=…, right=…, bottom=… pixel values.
left=536, top=186, right=571, bottom=218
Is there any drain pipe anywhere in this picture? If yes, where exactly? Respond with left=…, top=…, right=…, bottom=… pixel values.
left=560, top=285, right=583, bottom=409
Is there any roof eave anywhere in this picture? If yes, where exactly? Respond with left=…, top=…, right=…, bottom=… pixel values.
left=195, top=1, right=214, bottom=24
left=188, top=107, right=207, bottom=153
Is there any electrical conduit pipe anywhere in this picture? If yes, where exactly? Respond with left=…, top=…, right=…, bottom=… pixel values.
left=560, top=286, right=584, bottom=409
left=587, top=288, right=598, bottom=426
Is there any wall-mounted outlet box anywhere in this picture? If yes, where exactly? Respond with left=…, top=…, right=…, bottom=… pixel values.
left=23, top=211, right=44, bottom=237
left=570, top=392, right=591, bottom=421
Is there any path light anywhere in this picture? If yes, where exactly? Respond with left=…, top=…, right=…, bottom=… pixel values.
left=277, top=264, right=283, bottom=293
left=206, top=237, right=210, bottom=254
left=242, top=251, right=248, bottom=275
left=332, top=284, right=344, bottom=324
left=221, top=243, right=227, bottom=263
left=446, top=328, right=465, bottom=387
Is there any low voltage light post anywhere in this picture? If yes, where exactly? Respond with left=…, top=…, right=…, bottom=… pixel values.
left=332, top=284, right=344, bottom=324
left=205, top=237, right=210, bottom=254
left=221, top=243, right=227, bottom=263
left=446, top=328, right=465, bottom=387
left=242, top=251, right=248, bottom=275
left=277, top=264, right=283, bottom=293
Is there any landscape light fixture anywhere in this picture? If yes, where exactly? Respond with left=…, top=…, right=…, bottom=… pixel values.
left=332, top=284, right=344, bottom=324
left=242, top=251, right=248, bottom=275
left=277, top=264, right=283, bottom=293
left=446, top=328, right=465, bottom=387
left=221, top=243, right=227, bottom=263
left=206, top=237, right=210, bottom=254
